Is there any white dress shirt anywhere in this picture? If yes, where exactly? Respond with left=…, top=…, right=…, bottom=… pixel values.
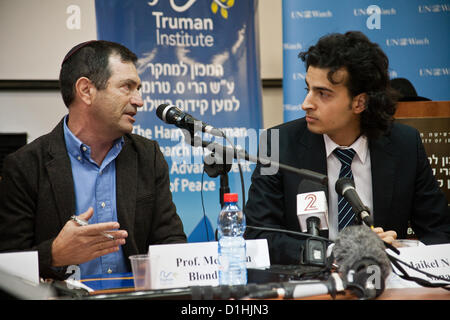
left=324, top=134, right=373, bottom=240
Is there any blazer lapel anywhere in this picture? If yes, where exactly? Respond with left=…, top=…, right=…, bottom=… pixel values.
left=115, top=136, right=137, bottom=256
left=297, top=129, right=328, bottom=177
left=296, top=129, right=328, bottom=238
left=46, top=119, right=76, bottom=227
left=293, top=129, right=329, bottom=198
left=281, top=126, right=328, bottom=196
left=370, top=135, right=397, bottom=227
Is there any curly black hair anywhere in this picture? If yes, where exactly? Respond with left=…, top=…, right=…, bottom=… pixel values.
left=299, top=31, right=399, bottom=139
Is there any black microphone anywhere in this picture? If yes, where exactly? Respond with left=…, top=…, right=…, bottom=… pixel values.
left=156, top=104, right=224, bottom=137
left=297, top=179, right=329, bottom=235
left=78, top=284, right=269, bottom=300
left=296, top=180, right=329, bottom=266
left=335, top=177, right=373, bottom=228
left=333, top=225, right=391, bottom=299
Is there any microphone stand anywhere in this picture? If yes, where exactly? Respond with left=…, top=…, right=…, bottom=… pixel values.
left=185, top=133, right=232, bottom=208
left=185, top=134, right=328, bottom=186
left=203, top=149, right=232, bottom=209
left=185, top=133, right=232, bottom=241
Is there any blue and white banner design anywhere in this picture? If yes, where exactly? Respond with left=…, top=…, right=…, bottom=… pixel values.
left=95, top=0, right=262, bottom=241
left=283, top=0, right=450, bottom=122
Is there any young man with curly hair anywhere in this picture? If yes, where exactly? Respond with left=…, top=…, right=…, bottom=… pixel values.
left=244, top=31, right=449, bottom=265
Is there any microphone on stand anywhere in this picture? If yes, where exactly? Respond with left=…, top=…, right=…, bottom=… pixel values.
left=156, top=104, right=224, bottom=137
left=296, top=180, right=329, bottom=266
left=156, top=105, right=328, bottom=185
left=335, top=177, right=373, bottom=228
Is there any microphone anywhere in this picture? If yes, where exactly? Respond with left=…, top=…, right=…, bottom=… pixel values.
left=296, top=180, right=329, bottom=266
left=332, top=225, right=391, bottom=299
left=296, top=181, right=329, bottom=235
left=156, top=104, right=224, bottom=137
left=79, top=283, right=271, bottom=300
left=249, top=273, right=346, bottom=299
left=335, top=177, right=373, bottom=228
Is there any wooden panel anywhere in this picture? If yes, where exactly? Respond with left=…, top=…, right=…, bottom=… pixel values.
left=395, top=101, right=450, bottom=118
left=393, top=101, right=450, bottom=205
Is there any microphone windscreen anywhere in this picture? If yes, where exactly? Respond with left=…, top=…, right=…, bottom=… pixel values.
left=333, top=225, right=391, bottom=283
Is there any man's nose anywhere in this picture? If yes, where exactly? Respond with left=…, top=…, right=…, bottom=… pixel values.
left=301, top=92, right=314, bottom=111
left=131, top=91, right=144, bottom=108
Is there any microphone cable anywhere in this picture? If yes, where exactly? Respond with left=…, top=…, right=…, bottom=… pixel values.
left=246, top=225, right=333, bottom=243
left=385, top=249, right=450, bottom=290
left=222, top=133, right=246, bottom=210
left=197, top=128, right=247, bottom=241
left=200, top=168, right=211, bottom=241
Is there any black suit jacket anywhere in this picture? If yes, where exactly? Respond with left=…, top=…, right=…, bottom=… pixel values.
left=244, top=117, right=450, bottom=265
left=0, top=118, right=186, bottom=279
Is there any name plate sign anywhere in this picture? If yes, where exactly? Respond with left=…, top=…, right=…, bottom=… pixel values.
left=148, top=239, right=270, bottom=289
left=0, top=251, right=39, bottom=285
left=386, top=243, right=450, bottom=288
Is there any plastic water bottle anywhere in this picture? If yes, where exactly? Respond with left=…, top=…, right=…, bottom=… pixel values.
left=217, top=193, right=247, bottom=285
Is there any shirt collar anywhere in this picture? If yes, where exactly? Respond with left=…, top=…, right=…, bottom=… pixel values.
left=63, top=115, right=86, bottom=160
left=63, top=115, right=124, bottom=164
left=323, top=134, right=369, bottom=164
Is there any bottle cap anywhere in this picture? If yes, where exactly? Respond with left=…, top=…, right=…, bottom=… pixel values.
left=223, top=193, right=238, bottom=203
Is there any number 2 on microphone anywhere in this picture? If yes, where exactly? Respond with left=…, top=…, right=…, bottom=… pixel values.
left=304, top=194, right=318, bottom=211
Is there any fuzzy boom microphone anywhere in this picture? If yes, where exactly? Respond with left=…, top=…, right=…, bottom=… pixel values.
left=332, top=225, right=391, bottom=299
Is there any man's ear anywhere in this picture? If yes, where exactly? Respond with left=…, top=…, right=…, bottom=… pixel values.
left=74, top=77, right=95, bottom=105
left=352, top=93, right=368, bottom=114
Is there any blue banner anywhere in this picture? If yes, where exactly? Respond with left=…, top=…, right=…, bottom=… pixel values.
left=95, top=0, right=262, bottom=241
left=283, top=0, right=450, bottom=122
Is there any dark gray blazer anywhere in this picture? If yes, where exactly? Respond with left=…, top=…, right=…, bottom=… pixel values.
left=244, top=117, right=450, bottom=265
left=0, top=118, right=187, bottom=279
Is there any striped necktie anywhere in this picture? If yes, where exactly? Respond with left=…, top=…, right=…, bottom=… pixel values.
left=333, top=148, right=357, bottom=230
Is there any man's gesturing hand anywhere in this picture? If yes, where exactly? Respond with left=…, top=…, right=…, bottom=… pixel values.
left=51, top=207, right=128, bottom=267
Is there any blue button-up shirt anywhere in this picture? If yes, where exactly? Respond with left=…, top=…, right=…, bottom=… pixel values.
left=63, top=116, right=128, bottom=276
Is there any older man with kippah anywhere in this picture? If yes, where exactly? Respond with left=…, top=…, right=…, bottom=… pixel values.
left=0, top=40, right=186, bottom=280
